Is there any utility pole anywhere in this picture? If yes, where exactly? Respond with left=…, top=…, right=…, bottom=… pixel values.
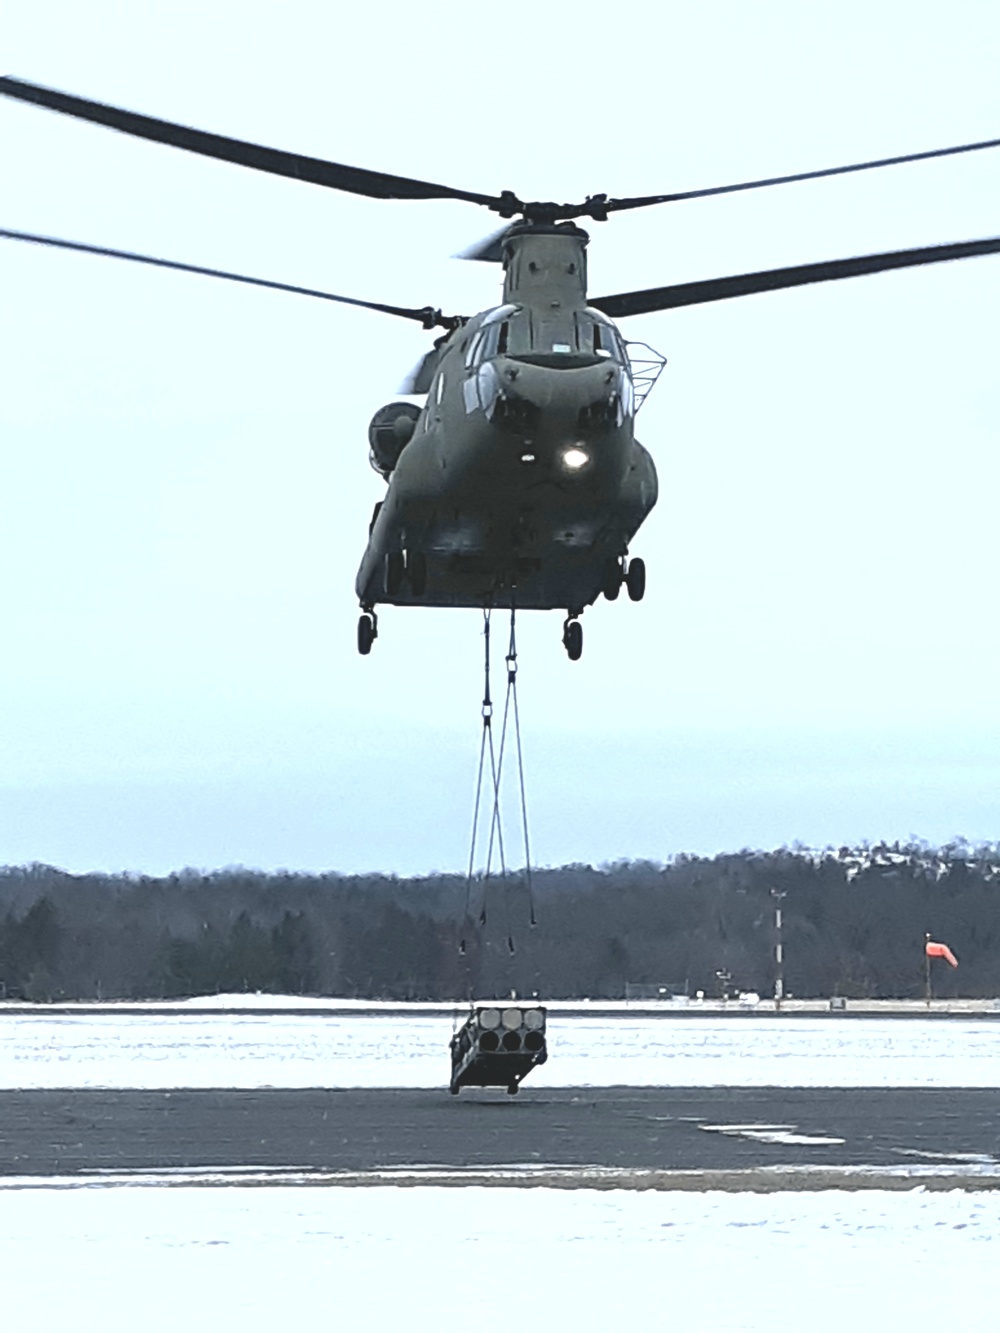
left=771, top=888, right=786, bottom=1010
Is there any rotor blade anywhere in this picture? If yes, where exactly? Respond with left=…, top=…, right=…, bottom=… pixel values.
left=398, top=346, right=444, bottom=395
left=0, top=226, right=447, bottom=326
left=602, top=136, right=1000, bottom=213
left=590, top=235, right=1000, bottom=319
left=454, top=225, right=513, bottom=263
left=0, top=76, right=501, bottom=209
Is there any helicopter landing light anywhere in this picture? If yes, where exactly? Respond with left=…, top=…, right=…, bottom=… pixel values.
left=520, top=452, right=537, bottom=464
left=561, top=446, right=590, bottom=470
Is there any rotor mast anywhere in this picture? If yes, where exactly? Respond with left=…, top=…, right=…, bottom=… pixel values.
left=501, top=223, right=590, bottom=307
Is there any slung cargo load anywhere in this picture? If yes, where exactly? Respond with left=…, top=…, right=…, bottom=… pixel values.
left=449, top=1004, right=547, bottom=1095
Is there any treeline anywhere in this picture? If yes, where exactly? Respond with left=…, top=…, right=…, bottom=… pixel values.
left=1, top=841, right=999, bottom=1001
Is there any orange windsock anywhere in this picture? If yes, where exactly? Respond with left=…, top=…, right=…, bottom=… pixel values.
left=925, top=940, right=958, bottom=967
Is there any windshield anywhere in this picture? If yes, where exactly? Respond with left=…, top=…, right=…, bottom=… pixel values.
left=465, top=308, right=519, bottom=369
left=580, top=313, right=626, bottom=362
left=464, top=307, right=629, bottom=370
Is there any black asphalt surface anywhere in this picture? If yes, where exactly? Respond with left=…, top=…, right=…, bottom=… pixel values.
left=1, top=1087, right=997, bottom=1177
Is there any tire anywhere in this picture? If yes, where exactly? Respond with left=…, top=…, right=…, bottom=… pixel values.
left=565, top=620, right=583, bottom=661
left=357, top=614, right=374, bottom=656
left=407, top=550, right=427, bottom=597
left=383, top=551, right=404, bottom=596
left=602, top=558, right=621, bottom=601
left=507, top=1083, right=519, bottom=1096
left=626, top=557, right=646, bottom=602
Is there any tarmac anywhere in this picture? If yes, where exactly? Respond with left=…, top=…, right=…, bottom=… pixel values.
left=2, top=1086, right=998, bottom=1191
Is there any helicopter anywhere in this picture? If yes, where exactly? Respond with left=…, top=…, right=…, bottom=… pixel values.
left=2, top=77, right=999, bottom=661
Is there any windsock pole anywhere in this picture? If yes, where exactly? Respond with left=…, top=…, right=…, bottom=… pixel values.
left=924, top=932, right=932, bottom=1005
left=923, top=938, right=958, bottom=1004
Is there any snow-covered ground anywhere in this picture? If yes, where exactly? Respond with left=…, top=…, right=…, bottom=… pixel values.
left=0, top=1012, right=996, bottom=1088
left=3, top=1014, right=997, bottom=1328
left=2, top=1184, right=997, bottom=1333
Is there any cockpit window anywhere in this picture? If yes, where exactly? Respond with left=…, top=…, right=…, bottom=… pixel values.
left=594, top=321, right=626, bottom=362
left=465, top=330, right=485, bottom=369
left=465, top=311, right=517, bottom=369
left=570, top=312, right=626, bottom=362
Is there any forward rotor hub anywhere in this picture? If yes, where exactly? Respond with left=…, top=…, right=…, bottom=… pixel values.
left=492, top=193, right=611, bottom=224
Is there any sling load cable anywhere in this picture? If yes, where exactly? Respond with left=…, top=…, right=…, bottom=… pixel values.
left=505, top=606, right=537, bottom=931
left=461, top=606, right=512, bottom=960
left=480, top=610, right=516, bottom=953
left=460, top=603, right=537, bottom=965
left=483, top=605, right=538, bottom=939
left=460, top=606, right=496, bottom=963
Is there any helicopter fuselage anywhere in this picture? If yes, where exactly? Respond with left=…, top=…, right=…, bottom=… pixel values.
left=1, top=76, right=997, bottom=662
left=355, top=226, right=658, bottom=616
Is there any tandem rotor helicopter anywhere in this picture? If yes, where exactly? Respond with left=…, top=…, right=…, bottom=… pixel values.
left=2, top=77, right=999, bottom=661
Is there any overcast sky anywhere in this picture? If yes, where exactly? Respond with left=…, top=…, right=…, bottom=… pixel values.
left=2, top=1, right=999, bottom=876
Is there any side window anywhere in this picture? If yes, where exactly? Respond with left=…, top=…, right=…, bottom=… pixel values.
left=480, top=324, right=501, bottom=361
left=476, top=360, right=500, bottom=415
left=464, top=330, right=486, bottom=369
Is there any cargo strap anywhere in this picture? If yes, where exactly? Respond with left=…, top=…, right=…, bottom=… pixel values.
left=461, top=605, right=536, bottom=961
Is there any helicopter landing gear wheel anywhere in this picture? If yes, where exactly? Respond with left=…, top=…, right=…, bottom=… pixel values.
left=406, top=549, right=427, bottom=597
left=383, top=551, right=404, bottom=597
left=602, top=557, right=623, bottom=601
left=563, top=617, right=583, bottom=661
left=449, top=1080, right=460, bottom=1096
left=507, top=1082, right=519, bottom=1096
left=626, top=557, right=646, bottom=602
left=357, top=612, right=377, bottom=656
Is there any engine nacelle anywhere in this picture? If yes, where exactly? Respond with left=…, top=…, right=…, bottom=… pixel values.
left=368, top=402, right=421, bottom=479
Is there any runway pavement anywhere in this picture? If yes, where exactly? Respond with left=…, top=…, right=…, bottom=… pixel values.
left=2, top=1087, right=998, bottom=1189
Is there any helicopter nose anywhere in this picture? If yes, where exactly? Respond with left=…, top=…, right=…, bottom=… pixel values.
left=490, top=359, right=622, bottom=435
